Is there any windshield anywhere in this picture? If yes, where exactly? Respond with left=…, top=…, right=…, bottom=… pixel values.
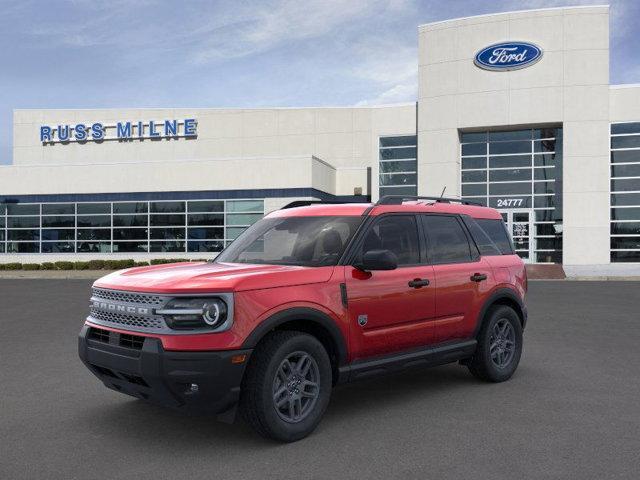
left=216, top=216, right=364, bottom=267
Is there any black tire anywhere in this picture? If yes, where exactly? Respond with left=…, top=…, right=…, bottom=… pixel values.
left=467, top=305, right=523, bottom=382
left=240, top=331, right=332, bottom=442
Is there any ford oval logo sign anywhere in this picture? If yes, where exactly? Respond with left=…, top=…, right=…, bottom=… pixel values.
left=474, top=42, right=543, bottom=71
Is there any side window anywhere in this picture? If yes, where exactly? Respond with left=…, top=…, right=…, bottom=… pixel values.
left=476, top=219, right=514, bottom=254
left=462, top=216, right=501, bottom=256
left=422, top=215, right=473, bottom=264
left=360, top=215, right=420, bottom=266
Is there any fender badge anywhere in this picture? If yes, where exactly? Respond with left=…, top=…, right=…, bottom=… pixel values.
left=357, top=314, right=368, bottom=327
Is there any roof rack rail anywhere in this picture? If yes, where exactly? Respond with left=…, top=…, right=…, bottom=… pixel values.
left=281, top=200, right=349, bottom=209
left=376, top=195, right=483, bottom=206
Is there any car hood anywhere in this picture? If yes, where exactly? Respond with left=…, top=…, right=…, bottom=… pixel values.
left=93, top=262, right=335, bottom=294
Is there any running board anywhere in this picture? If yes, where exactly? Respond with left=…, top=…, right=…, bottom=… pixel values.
left=338, top=339, right=477, bottom=383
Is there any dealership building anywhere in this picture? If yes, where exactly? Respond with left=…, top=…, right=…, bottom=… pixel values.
left=2, top=4, right=640, bottom=276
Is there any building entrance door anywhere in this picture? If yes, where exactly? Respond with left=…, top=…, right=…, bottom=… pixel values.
left=500, top=209, right=534, bottom=263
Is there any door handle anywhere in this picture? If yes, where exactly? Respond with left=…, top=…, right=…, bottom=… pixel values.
left=408, top=278, right=430, bottom=288
left=470, top=273, right=488, bottom=282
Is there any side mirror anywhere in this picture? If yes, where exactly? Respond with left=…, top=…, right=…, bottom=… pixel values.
left=357, top=249, right=398, bottom=271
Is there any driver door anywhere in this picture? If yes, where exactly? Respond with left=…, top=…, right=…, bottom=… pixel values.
left=345, top=214, right=436, bottom=360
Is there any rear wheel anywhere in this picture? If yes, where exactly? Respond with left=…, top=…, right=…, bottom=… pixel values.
left=467, top=305, right=523, bottom=382
left=240, top=331, right=332, bottom=442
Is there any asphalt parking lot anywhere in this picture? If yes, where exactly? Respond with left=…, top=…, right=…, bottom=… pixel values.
left=1, top=280, right=639, bottom=480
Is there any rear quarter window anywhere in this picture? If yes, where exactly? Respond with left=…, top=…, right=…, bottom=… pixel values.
left=474, top=218, right=515, bottom=255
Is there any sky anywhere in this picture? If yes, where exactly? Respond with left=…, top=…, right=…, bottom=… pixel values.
left=1, top=0, right=639, bottom=165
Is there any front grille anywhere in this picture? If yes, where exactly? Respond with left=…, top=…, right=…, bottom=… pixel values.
left=120, top=333, right=145, bottom=350
left=90, top=308, right=164, bottom=330
left=92, top=288, right=164, bottom=306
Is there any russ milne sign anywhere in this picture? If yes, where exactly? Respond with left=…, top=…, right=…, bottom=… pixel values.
left=474, top=42, right=542, bottom=71
left=40, top=118, right=197, bottom=144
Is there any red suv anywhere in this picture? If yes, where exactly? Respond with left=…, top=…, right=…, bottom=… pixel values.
left=79, top=196, right=527, bottom=442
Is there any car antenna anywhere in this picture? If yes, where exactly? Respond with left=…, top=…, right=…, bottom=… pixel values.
left=439, top=186, right=446, bottom=201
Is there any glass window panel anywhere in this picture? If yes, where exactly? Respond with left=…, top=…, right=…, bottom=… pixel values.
left=533, top=139, right=556, bottom=153
left=379, top=136, right=416, bottom=147
left=461, top=170, right=487, bottom=183
left=379, top=147, right=417, bottom=160
left=611, top=237, right=640, bottom=250
left=536, top=251, right=562, bottom=263
left=489, top=168, right=532, bottom=182
left=379, top=173, right=417, bottom=186
left=227, top=213, right=263, bottom=226
left=0, top=243, right=4, bottom=253
left=187, top=227, right=224, bottom=240
left=460, top=132, right=487, bottom=143
left=114, top=214, right=148, bottom=227
left=77, top=203, right=110, bottom=214
left=461, top=143, right=486, bottom=156
left=489, top=141, right=531, bottom=155
left=534, top=181, right=555, bottom=194
left=423, top=215, right=471, bottom=264
left=461, top=196, right=487, bottom=206
left=612, top=123, right=640, bottom=135
left=611, top=222, right=640, bottom=235
left=534, top=168, right=555, bottom=180
left=150, top=227, right=185, bottom=240
left=364, top=216, right=420, bottom=265
left=611, top=251, right=640, bottom=262
left=187, top=213, right=223, bottom=226
left=536, top=238, right=562, bottom=250
left=150, top=201, right=185, bottom=213
left=535, top=224, right=559, bottom=236
left=77, top=242, right=111, bottom=253
left=0, top=204, right=5, bottom=215
left=226, top=227, right=247, bottom=240
left=461, top=157, right=486, bottom=169
left=611, top=135, right=640, bottom=149
left=226, top=200, right=264, bottom=213
left=379, top=186, right=417, bottom=196
left=7, top=204, right=39, bottom=215
left=533, top=128, right=559, bottom=140
left=462, top=184, right=487, bottom=196
left=42, top=216, right=74, bottom=228
left=534, top=196, right=555, bottom=208
left=379, top=160, right=417, bottom=173
left=534, top=154, right=556, bottom=167
left=612, top=164, right=640, bottom=178
left=611, top=150, right=640, bottom=164
left=489, top=155, right=531, bottom=168
left=7, top=242, right=39, bottom=253
left=77, top=229, right=110, bottom=241
left=474, top=218, right=513, bottom=255
left=149, top=214, right=184, bottom=226
left=612, top=192, right=640, bottom=206
left=611, top=178, right=640, bottom=192
left=113, top=228, right=148, bottom=241
left=8, top=217, right=39, bottom=228
left=150, top=241, right=185, bottom=252
left=42, top=203, right=74, bottom=215
left=489, top=183, right=531, bottom=195
left=535, top=209, right=556, bottom=221
left=187, top=201, right=223, bottom=213
left=8, top=229, right=39, bottom=241
left=0, top=217, right=4, bottom=228
left=611, top=207, right=640, bottom=220
left=113, top=241, right=148, bottom=252
left=113, top=202, right=148, bottom=214
left=0, top=231, right=4, bottom=242
left=42, top=229, right=75, bottom=241
left=42, top=242, right=75, bottom=253
left=489, top=129, right=531, bottom=141
left=77, top=215, right=110, bottom=227
left=188, top=240, right=224, bottom=252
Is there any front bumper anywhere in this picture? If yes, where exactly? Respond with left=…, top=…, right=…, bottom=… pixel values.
left=78, top=325, right=252, bottom=415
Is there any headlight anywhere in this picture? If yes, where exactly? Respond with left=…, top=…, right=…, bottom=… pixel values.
left=157, top=297, right=228, bottom=330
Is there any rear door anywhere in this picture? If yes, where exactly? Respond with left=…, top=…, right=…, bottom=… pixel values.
left=421, top=214, right=493, bottom=343
left=345, top=214, right=436, bottom=359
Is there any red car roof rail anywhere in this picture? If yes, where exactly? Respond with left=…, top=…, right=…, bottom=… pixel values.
left=376, top=195, right=483, bottom=207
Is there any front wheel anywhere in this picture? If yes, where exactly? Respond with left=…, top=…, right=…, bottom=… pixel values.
left=240, top=331, right=332, bottom=442
left=467, top=305, right=523, bottom=382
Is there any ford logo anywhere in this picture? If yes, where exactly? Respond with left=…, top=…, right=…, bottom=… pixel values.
left=474, top=42, right=543, bottom=71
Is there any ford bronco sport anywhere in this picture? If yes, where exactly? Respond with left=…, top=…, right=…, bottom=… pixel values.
left=79, top=195, right=527, bottom=442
